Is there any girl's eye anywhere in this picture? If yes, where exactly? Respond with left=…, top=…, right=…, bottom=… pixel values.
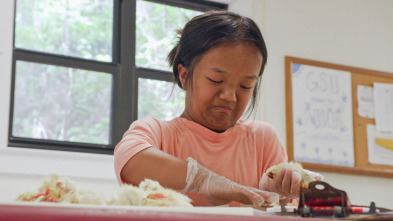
left=207, top=78, right=223, bottom=84
left=241, top=85, right=253, bottom=90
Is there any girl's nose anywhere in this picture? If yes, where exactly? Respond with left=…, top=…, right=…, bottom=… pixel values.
left=219, top=88, right=237, bottom=102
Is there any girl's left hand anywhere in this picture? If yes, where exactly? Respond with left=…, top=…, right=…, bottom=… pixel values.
left=258, top=166, right=302, bottom=200
left=258, top=166, right=324, bottom=201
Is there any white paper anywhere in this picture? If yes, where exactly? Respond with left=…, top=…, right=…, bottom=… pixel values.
left=374, top=82, right=393, bottom=132
left=291, top=63, right=354, bottom=166
left=367, top=124, right=393, bottom=166
left=357, top=85, right=375, bottom=118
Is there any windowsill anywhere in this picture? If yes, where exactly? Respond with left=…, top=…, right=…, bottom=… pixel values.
left=0, top=146, right=117, bottom=180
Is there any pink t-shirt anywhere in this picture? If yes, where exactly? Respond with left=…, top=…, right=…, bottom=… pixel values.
left=114, top=117, right=287, bottom=206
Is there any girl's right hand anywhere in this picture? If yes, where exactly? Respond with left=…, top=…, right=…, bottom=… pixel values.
left=182, top=157, right=279, bottom=206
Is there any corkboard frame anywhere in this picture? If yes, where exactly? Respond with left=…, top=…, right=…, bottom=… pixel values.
left=285, top=56, right=393, bottom=178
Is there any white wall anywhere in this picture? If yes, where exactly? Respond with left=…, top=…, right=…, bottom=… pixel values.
left=0, top=0, right=392, bottom=209
left=238, top=0, right=393, bottom=208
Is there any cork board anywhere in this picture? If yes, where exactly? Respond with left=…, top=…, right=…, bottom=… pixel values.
left=285, top=56, right=393, bottom=178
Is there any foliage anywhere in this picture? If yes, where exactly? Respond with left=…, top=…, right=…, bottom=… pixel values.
left=135, top=1, right=201, bottom=70
left=15, top=0, right=113, bottom=61
left=136, top=1, right=201, bottom=120
left=13, top=61, right=112, bottom=144
left=138, top=79, right=185, bottom=121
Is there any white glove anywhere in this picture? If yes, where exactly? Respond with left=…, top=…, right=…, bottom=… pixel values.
left=259, top=164, right=324, bottom=200
left=304, top=169, right=324, bottom=182
left=259, top=167, right=301, bottom=200
left=182, top=157, right=279, bottom=206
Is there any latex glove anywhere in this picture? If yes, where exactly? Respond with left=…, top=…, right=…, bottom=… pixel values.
left=304, top=169, right=324, bottom=182
left=182, top=157, right=279, bottom=206
left=259, top=166, right=301, bottom=200
left=259, top=164, right=324, bottom=200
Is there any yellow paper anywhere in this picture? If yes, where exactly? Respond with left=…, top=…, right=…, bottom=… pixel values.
left=375, top=138, right=393, bottom=151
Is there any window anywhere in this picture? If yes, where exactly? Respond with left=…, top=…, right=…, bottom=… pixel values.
left=135, top=1, right=201, bottom=120
left=9, top=0, right=226, bottom=154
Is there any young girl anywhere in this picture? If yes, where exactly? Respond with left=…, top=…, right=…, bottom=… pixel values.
left=114, top=10, right=322, bottom=206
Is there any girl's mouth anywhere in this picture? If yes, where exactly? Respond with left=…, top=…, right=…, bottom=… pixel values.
left=214, top=106, right=232, bottom=112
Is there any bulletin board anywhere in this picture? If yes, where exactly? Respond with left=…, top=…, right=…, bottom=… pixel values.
left=285, top=56, right=393, bottom=178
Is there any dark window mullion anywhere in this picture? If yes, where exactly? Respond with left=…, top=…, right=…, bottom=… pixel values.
left=9, top=137, right=113, bottom=154
left=13, top=49, right=118, bottom=74
left=112, top=0, right=120, bottom=64
left=108, top=0, right=121, bottom=146
left=135, top=67, right=173, bottom=82
left=111, top=0, right=137, bottom=145
left=146, top=0, right=227, bottom=11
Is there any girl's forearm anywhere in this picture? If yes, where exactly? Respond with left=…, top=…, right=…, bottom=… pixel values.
left=120, top=147, right=188, bottom=190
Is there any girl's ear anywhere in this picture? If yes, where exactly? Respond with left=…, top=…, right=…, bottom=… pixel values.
left=178, top=64, right=188, bottom=89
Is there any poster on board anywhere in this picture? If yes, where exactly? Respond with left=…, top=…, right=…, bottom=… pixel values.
left=367, top=124, right=393, bottom=166
left=291, top=63, right=354, bottom=166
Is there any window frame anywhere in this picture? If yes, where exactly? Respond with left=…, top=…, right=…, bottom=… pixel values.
left=8, top=0, right=227, bottom=154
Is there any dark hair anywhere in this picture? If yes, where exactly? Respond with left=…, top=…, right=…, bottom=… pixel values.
left=167, top=10, right=267, bottom=115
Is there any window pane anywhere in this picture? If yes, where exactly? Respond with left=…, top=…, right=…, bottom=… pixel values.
left=12, top=61, right=112, bottom=145
left=15, top=0, right=113, bottom=62
left=138, top=78, right=185, bottom=120
left=136, top=0, right=202, bottom=71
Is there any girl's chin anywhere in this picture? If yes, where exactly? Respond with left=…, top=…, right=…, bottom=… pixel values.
left=206, top=121, right=235, bottom=132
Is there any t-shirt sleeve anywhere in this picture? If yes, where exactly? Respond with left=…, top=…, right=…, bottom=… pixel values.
left=259, top=122, right=288, bottom=176
left=113, top=118, right=162, bottom=184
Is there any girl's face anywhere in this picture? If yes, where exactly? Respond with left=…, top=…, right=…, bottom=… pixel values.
left=178, top=42, right=263, bottom=132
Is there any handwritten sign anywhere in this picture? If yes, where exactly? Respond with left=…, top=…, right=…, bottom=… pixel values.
left=291, top=63, right=354, bottom=166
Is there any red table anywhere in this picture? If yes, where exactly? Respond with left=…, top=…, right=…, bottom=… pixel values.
left=0, top=203, right=330, bottom=221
